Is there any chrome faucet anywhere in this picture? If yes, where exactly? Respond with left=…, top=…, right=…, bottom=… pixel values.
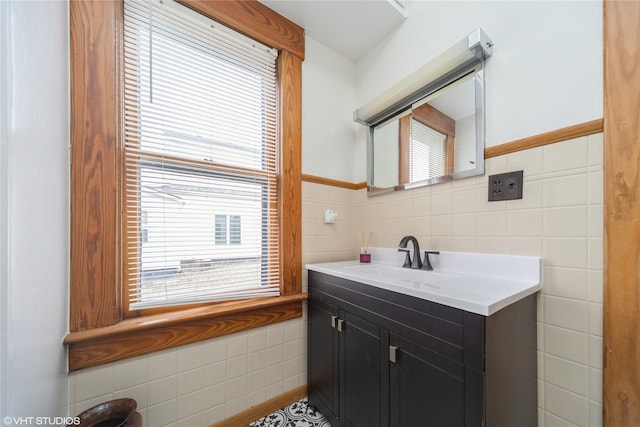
left=398, top=235, right=422, bottom=269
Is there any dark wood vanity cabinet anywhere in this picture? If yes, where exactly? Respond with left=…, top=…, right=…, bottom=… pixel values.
left=308, top=298, right=389, bottom=426
left=307, top=270, right=537, bottom=427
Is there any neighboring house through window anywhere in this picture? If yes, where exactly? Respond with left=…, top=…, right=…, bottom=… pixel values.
left=215, top=215, right=241, bottom=246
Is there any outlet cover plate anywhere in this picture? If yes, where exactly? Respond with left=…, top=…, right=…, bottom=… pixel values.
left=488, top=170, right=523, bottom=201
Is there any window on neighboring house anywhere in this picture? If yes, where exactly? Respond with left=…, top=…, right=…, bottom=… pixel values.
left=230, top=215, right=241, bottom=245
left=124, top=0, right=280, bottom=310
left=214, top=214, right=242, bottom=245
left=215, top=215, right=227, bottom=245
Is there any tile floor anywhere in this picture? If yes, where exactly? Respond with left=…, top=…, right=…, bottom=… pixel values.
left=246, top=397, right=331, bottom=427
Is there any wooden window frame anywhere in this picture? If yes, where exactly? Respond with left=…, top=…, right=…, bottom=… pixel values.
left=65, top=0, right=305, bottom=371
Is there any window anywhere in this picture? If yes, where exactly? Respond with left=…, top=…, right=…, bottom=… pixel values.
left=215, top=215, right=228, bottom=245
left=124, top=0, right=280, bottom=309
left=66, top=0, right=304, bottom=371
left=215, top=215, right=241, bottom=245
left=230, top=215, right=241, bottom=245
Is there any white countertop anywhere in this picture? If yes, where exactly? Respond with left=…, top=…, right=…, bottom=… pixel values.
left=306, top=248, right=543, bottom=316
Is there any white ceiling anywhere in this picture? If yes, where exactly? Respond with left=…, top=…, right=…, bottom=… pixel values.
left=260, top=0, right=408, bottom=62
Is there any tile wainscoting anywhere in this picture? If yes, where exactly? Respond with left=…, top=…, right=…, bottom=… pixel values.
left=302, top=132, right=603, bottom=426
left=69, top=133, right=602, bottom=427
left=68, top=318, right=308, bottom=427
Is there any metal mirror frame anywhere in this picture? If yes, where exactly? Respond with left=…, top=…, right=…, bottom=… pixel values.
left=366, top=60, right=486, bottom=196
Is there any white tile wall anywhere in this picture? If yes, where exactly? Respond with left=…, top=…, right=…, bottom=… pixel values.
left=348, top=133, right=604, bottom=426
left=68, top=318, right=308, bottom=427
left=69, top=134, right=602, bottom=426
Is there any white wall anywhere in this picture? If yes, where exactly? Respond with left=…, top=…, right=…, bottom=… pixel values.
left=0, top=0, right=9, bottom=419
left=357, top=1, right=602, bottom=145
left=0, top=0, right=69, bottom=419
left=301, top=37, right=360, bottom=183
left=299, top=1, right=603, bottom=183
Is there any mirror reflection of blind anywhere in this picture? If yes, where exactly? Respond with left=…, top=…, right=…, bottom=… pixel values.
left=410, top=118, right=447, bottom=182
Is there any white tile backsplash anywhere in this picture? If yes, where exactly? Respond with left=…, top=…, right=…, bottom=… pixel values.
left=176, top=344, right=203, bottom=374
left=177, top=390, right=202, bottom=420
left=544, top=325, right=589, bottom=365
left=508, top=209, right=543, bottom=236
left=202, top=337, right=227, bottom=364
left=431, top=192, right=453, bottom=215
left=346, top=135, right=603, bottom=426
left=543, top=237, right=589, bottom=269
left=74, top=364, right=114, bottom=402
left=543, top=136, right=589, bottom=173
left=69, top=319, right=306, bottom=427
left=226, top=355, right=247, bottom=379
left=226, top=376, right=247, bottom=400
left=544, top=383, right=589, bottom=426
left=588, top=170, right=604, bottom=204
left=545, top=354, right=589, bottom=396
left=452, top=189, right=478, bottom=213
left=507, top=179, right=543, bottom=210
left=148, top=349, right=177, bottom=381
left=544, top=411, right=580, bottom=427
left=543, top=174, right=589, bottom=207
left=114, top=357, right=148, bottom=391
left=147, top=399, right=177, bottom=427
left=69, top=135, right=603, bottom=426
left=544, top=296, right=590, bottom=333
left=589, top=303, right=603, bottom=336
left=267, top=325, right=284, bottom=348
left=202, top=361, right=226, bottom=388
left=587, top=133, right=604, bottom=166
left=148, top=376, right=177, bottom=407
left=248, top=369, right=266, bottom=392
left=247, top=350, right=267, bottom=373
left=267, top=346, right=284, bottom=367
left=202, top=382, right=225, bottom=407
left=177, top=369, right=203, bottom=396
left=544, top=206, right=588, bottom=237
left=507, top=145, right=544, bottom=177
left=477, top=211, right=507, bottom=236
left=544, top=266, right=589, bottom=300
left=114, top=384, right=147, bottom=409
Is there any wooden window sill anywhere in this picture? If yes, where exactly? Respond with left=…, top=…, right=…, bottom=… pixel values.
left=64, top=293, right=307, bottom=371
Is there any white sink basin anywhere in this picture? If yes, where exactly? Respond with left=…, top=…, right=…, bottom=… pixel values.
left=343, top=263, right=461, bottom=286
left=306, top=248, right=543, bottom=316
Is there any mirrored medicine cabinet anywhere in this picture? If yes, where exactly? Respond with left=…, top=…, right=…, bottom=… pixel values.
left=355, top=28, right=493, bottom=196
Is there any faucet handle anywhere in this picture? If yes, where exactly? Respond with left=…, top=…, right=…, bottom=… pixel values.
left=422, top=251, right=440, bottom=271
left=398, top=248, right=412, bottom=268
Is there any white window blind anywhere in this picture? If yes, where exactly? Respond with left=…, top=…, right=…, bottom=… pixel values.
left=123, top=0, right=280, bottom=309
left=410, top=119, right=447, bottom=182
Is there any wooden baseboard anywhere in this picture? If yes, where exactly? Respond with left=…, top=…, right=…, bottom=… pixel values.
left=209, top=385, right=308, bottom=427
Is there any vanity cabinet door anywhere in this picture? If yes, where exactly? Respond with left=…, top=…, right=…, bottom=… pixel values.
left=340, top=310, right=389, bottom=427
left=308, top=298, right=340, bottom=424
left=389, top=334, right=466, bottom=427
